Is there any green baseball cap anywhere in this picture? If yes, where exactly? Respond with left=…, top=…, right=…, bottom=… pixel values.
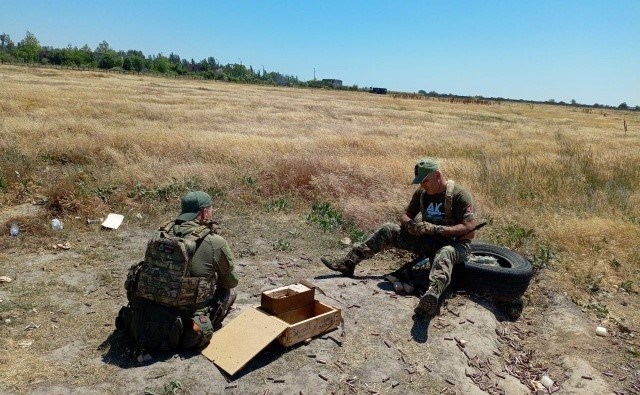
left=411, top=158, right=440, bottom=184
left=177, top=191, right=213, bottom=221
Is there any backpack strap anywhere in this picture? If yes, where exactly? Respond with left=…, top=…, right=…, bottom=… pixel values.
left=444, top=179, right=455, bottom=222
left=188, top=225, right=211, bottom=240
left=172, top=225, right=210, bottom=260
left=188, top=226, right=217, bottom=283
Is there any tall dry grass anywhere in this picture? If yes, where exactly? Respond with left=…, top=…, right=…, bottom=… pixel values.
left=1, top=65, right=639, bottom=294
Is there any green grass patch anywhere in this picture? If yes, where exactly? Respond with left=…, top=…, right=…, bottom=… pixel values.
left=265, top=197, right=290, bottom=212
left=271, top=239, right=291, bottom=251
left=306, top=202, right=344, bottom=231
left=349, top=228, right=367, bottom=243
left=128, top=177, right=201, bottom=201
left=94, top=185, right=118, bottom=203
left=619, top=280, right=634, bottom=293
left=495, top=224, right=535, bottom=249
left=531, top=244, right=554, bottom=270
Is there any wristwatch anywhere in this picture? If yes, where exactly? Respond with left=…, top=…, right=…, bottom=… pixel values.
left=436, top=225, right=445, bottom=236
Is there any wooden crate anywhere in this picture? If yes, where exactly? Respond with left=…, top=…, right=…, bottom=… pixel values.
left=204, top=284, right=341, bottom=375
left=260, top=283, right=315, bottom=315
left=274, top=300, right=341, bottom=347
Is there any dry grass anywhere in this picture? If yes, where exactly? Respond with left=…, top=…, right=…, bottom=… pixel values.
left=1, top=65, right=639, bottom=300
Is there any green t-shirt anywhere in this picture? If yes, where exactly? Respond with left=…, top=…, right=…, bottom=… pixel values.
left=405, top=182, right=476, bottom=225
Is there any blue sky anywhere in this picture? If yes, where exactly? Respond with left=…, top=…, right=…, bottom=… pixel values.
left=2, top=1, right=639, bottom=106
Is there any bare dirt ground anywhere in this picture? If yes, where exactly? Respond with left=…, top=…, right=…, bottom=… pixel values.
left=1, top=203, right=639, bottom=395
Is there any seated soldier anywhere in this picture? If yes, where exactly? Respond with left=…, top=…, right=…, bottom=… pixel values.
left=321, top=158, right=478, bottom=317
left=117, top=191, right=239, bottom=356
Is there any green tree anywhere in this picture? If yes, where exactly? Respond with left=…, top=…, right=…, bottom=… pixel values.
left=131, top=55, right=144, bottom=72
left=122, top=56, right=132, bottom=71
left=0, top=33, right=14, bottom=62
left=168, top=52, right=180, bottom=64
left=0, top=33, right=15, bottom=51
left=618, top=102, right=628, bottom=110
left=207, top=56, right=217, bottom=70
left=78, top=44, right=94, bottom=67
left=13, top=31, right=40, bottom=62
left=152, top=54, right=170, bottom=73
left=95, top=40, right=119, bottom=69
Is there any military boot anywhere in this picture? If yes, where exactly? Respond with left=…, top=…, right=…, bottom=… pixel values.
left=320, top=256, right=357, bottom=277
left=414, top=280, right=445, bottom=317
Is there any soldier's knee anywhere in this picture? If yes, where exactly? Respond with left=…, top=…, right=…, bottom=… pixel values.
left=434, top=246, right=456, bottom=261
left=382, top=222, right=400, bottom=231
left=379, top=222, right=400, bottom=236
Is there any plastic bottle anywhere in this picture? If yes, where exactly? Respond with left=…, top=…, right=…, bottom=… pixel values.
left=10, top=223, right=19, bottom=237
left=51, top=218, right=63, bottom=230
left=596, top=326, right=607, bottom=336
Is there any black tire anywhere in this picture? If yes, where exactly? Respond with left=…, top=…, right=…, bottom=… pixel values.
left=460, top=242, right=532, bottom=301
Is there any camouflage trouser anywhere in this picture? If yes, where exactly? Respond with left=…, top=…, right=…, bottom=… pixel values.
left=209, top=287, right=236, bottom=327
left=350, top=223, right=471, bottom=290
left=179, top=288, right=236, bottom=348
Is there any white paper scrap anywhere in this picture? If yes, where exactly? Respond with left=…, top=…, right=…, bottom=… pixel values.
left=102, top=213, right=124, bottom=229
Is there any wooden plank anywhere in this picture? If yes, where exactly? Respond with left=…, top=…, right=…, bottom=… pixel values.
left=278, top=301, right=341, bottom=347
left=201, top=308, right=287, bottom=376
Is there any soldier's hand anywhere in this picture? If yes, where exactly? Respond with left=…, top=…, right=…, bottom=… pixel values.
left=205, top=220, right=221, bottom=234
left=415, top=221, right=437, bottom=235
left=405, top=219, right=420, bottom=235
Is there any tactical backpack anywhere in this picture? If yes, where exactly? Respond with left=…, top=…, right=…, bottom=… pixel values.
left=116, top=221, right=216, bottom=353
left=136, top=222, right=215, bottom=307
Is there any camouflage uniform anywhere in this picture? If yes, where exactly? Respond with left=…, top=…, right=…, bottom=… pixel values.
left=166, top=220, right=239, bottom=329
left=323, top=181, right=476, bottom=305
left=121, top=220, right=239, bottom=351
left=348, top=222, right=471, bottom=292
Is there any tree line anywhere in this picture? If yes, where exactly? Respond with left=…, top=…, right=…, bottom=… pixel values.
left=0, top=31, right=636, bottom=109
left=0, top=30, right=360, bottom=90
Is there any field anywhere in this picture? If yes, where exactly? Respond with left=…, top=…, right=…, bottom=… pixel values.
left=1, top=65, right=639, bottom=394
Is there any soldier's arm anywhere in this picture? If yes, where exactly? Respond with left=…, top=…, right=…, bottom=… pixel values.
left=401, top=189, right=422, bottom=226
left=400, top=212, right=414, bottom=226
left=210, top=235, right=239, bottom=289
left=441, top=188, right=478, bottom=239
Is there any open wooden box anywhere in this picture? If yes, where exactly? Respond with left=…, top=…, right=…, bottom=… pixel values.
left=202, top=283, right=341, bottom=375
left=260, top=283, right=315, bottom=315
left=268, top=299, right=341, bottom=347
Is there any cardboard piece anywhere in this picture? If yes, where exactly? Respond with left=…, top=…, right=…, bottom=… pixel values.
left=202, top=283, right=341, bottom=376
left=201, top=308, right=288, bottom=376
left=101, top=213, right=124, bottom=229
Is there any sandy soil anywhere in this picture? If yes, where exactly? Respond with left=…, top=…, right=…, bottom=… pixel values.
left=1, top=204, right=638, bottom=395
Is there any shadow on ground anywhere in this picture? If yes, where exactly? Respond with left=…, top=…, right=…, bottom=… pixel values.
left=98, top=330, right=201, bottom=368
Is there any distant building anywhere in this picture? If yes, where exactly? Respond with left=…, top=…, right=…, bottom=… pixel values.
left=369, top=87, right=387, bottom=94
left=322, top=79, right=342, bottom=89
